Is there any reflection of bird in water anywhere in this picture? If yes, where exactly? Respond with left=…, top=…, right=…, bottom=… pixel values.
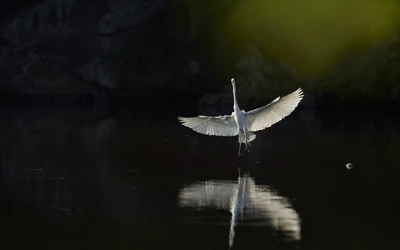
left=178, top=78, right=304, bottom=155
left=228, top=173, right=249, bottom=248
left=178, top=173, right=301, bottom=249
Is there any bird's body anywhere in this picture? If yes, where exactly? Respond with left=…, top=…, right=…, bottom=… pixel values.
left=179, top=78, right=304, bottom=155
left=232, top=107, right=256, bottom=153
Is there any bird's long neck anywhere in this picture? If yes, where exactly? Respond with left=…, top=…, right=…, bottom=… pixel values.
left=232, top=80, right=239, bottom=110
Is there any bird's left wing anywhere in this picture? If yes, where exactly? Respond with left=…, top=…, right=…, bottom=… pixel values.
left=178, top=115, right=238, bottom=136
left=245, top=88, right=304, bottom=132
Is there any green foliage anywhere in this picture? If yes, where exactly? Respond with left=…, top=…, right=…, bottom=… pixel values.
left=235, top=44, right=301, bottom=102
left=319, top=32, right=400, bottom=100
left=236, top=29, right=400, bottom=102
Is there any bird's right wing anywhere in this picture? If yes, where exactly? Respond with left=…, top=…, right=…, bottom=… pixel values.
left=245, top=88, right=304, bottom=132
left=178, top=115, right=238, bottom=136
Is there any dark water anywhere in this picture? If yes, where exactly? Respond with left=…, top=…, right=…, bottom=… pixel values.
left=1, top=109, right=400, bottom=250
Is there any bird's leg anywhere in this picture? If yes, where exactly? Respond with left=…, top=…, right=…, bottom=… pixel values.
left=243, top=130, right=248, bottom=151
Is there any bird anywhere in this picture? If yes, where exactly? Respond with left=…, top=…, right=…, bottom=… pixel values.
left=178, top=78, right=304, bottom=155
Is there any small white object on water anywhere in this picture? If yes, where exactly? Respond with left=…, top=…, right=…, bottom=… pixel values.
left=346, top=163, right=354, bottom=170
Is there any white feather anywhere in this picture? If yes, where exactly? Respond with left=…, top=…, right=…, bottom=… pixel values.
left=178, top=115, right=238, bottom=136
left=245, top=88, right=304, bottom=132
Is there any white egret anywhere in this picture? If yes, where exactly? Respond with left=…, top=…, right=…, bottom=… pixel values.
left=178, top=78, right=304, bottom=155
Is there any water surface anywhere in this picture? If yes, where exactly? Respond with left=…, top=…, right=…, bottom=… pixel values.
left=1, top=109, right=399, bottom=250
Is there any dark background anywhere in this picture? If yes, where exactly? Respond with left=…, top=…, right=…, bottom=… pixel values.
left=1, top=0, right=400, bottom=115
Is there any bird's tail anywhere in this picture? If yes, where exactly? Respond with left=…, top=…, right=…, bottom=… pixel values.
left=247, top=131, right=256, bottom=143
left=238, top=131, right=256, bottom=155
left=239, top=131, right=256, bottom=144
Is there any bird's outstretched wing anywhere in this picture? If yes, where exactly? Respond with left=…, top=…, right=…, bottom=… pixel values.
left=178, top=115, right=238, bottom=136
left=245, top=88, right=304, bottom=132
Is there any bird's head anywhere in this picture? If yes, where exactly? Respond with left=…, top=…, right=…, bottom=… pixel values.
left=231, top=78, right=236, bottom=91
